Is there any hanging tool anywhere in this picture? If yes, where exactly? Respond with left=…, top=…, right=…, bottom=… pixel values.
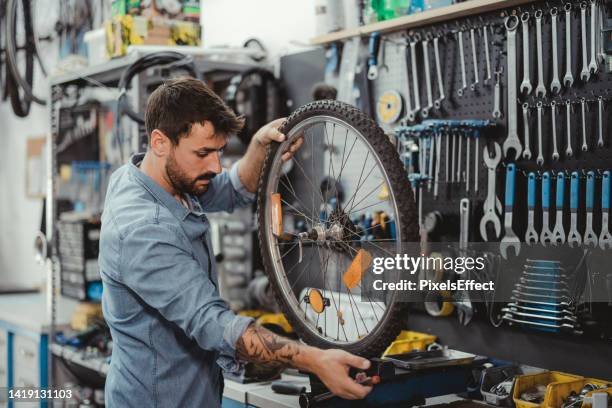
left=422, top=34, right=434, bottom=117
left=428, top=134, right=435, bottom=191
left=433, top=35, right=445, bottom=109
left=367, top=32, right=382, bottom=80
left=466, top=133, right=471, bottom=193
left=565, top=100, right=573, bottom=157
left=600, top=171, right=612, bottom=250
left=457, top=131, right=463, bottom=183
left=483, top=25, right=492, bottom=84
left=597, top=96, right=604, bottom=148
left=536, top=101, right=544, bottom=166
left=470, top=26, right=479, bottom=91
left=522, top=103, right=532, bottom=159
left=551, top=101, right=559, bottom=161
left=410, top=35, right=421, bottom=115
left=552, top=172, right=566, bottom=245
left=504, top=16, right=522, bottom=159
left=588, top=0, right=599, bottom=74
left=457, top=27, right=468, bottom=96
left=584, top=171, right=598, bottom=248
left=550, top=7, right=562, bottom=94
left=500, top=163, right=521, bottom=259
left=525, top=172, right=539, bottom=245
left=460, top=198, right=470, bottom=252
left=580, top=2, right=590, bottom=82
left=535, top=10, right=547, bottom=98
left=520, top=12, right=532, bottom=94
left=580, top=98, right=588, bottom=152
left=492, top=70, right=503, bottom=119
left=434, top=133, right=442, bottom=198
left=474, top=131, right=480, bottom=194
left=403, top=43, right=415, bottom=122
left=568, top=171, right=582, bottom=248
left=540, top=172, right=554, bottom=245
left=480, top=143, right=502, bottom=241
left=563, top=3, right=574, bottom=88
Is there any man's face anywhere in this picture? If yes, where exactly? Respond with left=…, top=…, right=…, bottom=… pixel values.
left=164, top=121, right=226, bottom=196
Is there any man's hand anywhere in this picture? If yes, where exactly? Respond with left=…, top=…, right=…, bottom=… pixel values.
left=251, top=118, right=303, bottom=162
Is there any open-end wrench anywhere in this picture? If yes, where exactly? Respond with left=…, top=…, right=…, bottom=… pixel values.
left=433, top=36, right=445, bottom=110
left=422, top=34, right=434, bottom=118
left=536, top=101, right=544, bottom=166
left=483, top=26, right=492, bottom=84
left=504, top=16, right=522, bottom=160
left=480, top=143, right=502, bottom=241
left=541, top=172, right=554, bottom=246
left=599, top=171, right=612, bottom=249
left=584, top=171, right=598, bottom=248
left=525, top=172, right=539, bottom=245
left=565, top=100, right=573, bottom=157
left=492, top=71, right=502, bottom=119
left=534, top=10, right=547, bottom=98
left=580, top=98, right=588, bottom=152
left=550, top=8, right=562, bottom=94
left=563, top=3, right=574, bottom=88
left=597, top=96, right=604, bottom=148
left=500, top=163, right=521, bottom=259
left=588, top=0, right=599, bottom=74
left=551, top=101, right=559, bottom=161
left=470, top=27, right=479, bottom=91
left=580, top=2, right=590, bottom=82
left=522, top=103, right=532, bottom=159
left=457, top=29, right=468, bottom=97
left=552, top=172, right=566, bottom=245
left=568, top=171, right=582, bottom=248
left=520, top=12, right=532, bottom=94
left=410, top=36, right=421, bottom=115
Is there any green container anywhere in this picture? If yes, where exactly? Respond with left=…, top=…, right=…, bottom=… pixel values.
left=369, top=0, right=410, bottom=22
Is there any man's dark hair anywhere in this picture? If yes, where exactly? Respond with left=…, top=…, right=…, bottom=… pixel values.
left=145, top=77, right=245, bottom=145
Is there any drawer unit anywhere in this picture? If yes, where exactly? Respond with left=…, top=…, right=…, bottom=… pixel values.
left=12, top=335, right=40, bottom=389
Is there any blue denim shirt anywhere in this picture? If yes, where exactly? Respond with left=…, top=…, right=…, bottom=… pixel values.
left=99, top=153, right=254, bottom=408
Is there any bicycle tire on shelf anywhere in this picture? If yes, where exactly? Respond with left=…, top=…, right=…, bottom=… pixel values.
left=257, top=100, right=419, bottom=357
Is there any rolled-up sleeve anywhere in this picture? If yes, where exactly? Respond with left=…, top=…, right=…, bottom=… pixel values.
left=120, top=222, right=253, bottom=372
left=198, top=162, right=255, bottom=212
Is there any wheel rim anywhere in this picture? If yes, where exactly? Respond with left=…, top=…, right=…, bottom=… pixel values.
left=263, top=114, right=404, bottom=346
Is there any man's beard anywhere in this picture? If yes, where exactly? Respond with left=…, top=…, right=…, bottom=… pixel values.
left=165, top=151, right=216, bottom=196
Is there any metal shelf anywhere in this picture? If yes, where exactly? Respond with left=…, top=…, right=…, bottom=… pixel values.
left=49, top=343, right=109, bottom=376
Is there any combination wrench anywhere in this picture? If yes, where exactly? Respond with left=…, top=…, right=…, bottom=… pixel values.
left=410, top=36, right=421, bottom=116
left=522, top=103, right=531, bottom=159
left=480, top=143, right=502, bottom=241
left=551, top=101, right=559, bottom=161
left=567, top=171, right=582, bottom=248
left=457, top=28, right=468, bottom=96
left=534, top=10, right=547, bottom=98
left=550, top=8, right=562, bottom=94
left=563, top=3, right=574, bottom=87
left=580, top=2, right=590, bottom=82
left=421, top=34, right=434, bottom=118
left=403, top=43, right=415, bottom=122
left=500, top=163, right=521, bottom=259
left=470, top=27, right=479, bottom=91
left=588, top=0, right=598, bottom=74
left=565, top=100, right=573, bottom=157
left=597, top=96, right=604, bottom=148
left=584, top=171, right=598, bottom=248
left=433, top=36, right=445, bottom=110
left=483, top=26, right=492, bottom=83
left=492, top=71, right=502, bottom=119
left=520, top=12, right=532, bottom=94
left=503, top=16, right=522, bottom=160
left=599, top=171, right=612, bottom=250
left=536, top=101, right=544, bottom=166
left=580, top=98, right=588, bottom=152
left=540, top=172, right=554, bottom=246
left=525, top=172, right=539, bottom=244
left=552, top=172, right=566, bottom=245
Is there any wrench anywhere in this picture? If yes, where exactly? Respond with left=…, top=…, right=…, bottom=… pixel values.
left=451, top=131, right=457, bottom=183
left=520, top=12, right=532, bottom=94
left=433, top=36, right=445, bottom=109
left=580, top=2, right=590, bottom=82
left=410, top=37, right=421, bottom=115
left=466, top=135, right=471, bottom=193
left=457, top=131, right=463, bottom=182
left=428, top=135, right=435, bottom=191
left=580, top=98, right=588, bottom=152
left=480, top=143, right=502, bottom=241
left=525, top=172, right=539, bottom=244
left=457, top=29, right=468, bottom=96
left=599, top=171, right=612, bottom=249
left=584, top=171, right=598, bottom=248
left=565, top=100, right=573, bottom=157
left=536, top=101, right=544, bottom=166
left=460, top=198, right=470, bottom=251
left=567, top=171, right=582, bottom=248
left=403, top=44, right=415, bottom=122
left=474, top=135, right=480, bottom=193
left=540, top=172, right=554, bottom=246
left=563, top=3, right=574, bottom=88
left=504, top=16, right=522, bottom=159
left=534, top=10, right=547, bottom=98
left=588, top=0, right=598, bottom=74
left=470, top=27, right=479, bottom=91
left=522, top=103, right=532, bottom=159
left=551, top=101, right=559, bottom=161
left=422, top=35, right=434, bottom=118
left=434, top=133, right=441, bottom=198
left=598, top=1, right=606, bottom=64
left=597, top=96, right=604, bottom=148
left=552, top=172, right=566, bottom=245
left=483, top=26, right=492, bottom=84
left=492, top=71, right=503, bottom=119
left=500, top=163, right=521, bottom=259
left=550, top=8, right=562, bottom=94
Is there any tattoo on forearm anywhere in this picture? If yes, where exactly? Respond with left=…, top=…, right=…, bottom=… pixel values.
left=236, top=324, right=301, bottom=368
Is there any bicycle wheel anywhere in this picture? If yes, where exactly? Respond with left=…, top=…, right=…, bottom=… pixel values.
left=257, top=100, right=419, bottom=357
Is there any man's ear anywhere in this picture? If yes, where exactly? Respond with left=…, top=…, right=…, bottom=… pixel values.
left=150, top=129, right=171, bottom=156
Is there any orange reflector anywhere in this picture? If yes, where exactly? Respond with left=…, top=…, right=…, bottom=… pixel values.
left=308, top=289, right=325, bottom=314
left=271, top=193, right=282, bottom=236
left=342, top=249, right=373, bottom=290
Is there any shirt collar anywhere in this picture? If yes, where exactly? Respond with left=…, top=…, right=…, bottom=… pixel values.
left=128, top=153, right=192, bottom=221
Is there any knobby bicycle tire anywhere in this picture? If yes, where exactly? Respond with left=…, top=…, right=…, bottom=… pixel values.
left=257, top=100, right=419, bottom=357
